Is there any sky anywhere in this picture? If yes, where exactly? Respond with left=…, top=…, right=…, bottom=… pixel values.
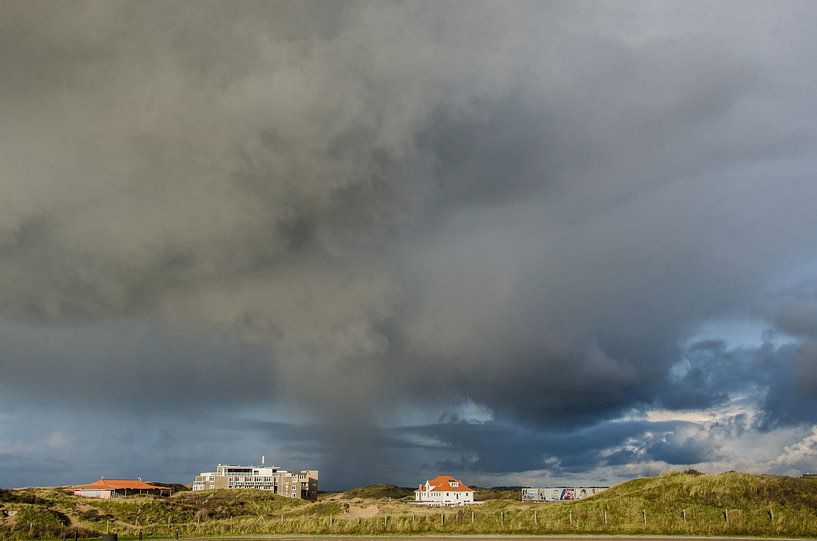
left=2, top=0, right=817, bottom=491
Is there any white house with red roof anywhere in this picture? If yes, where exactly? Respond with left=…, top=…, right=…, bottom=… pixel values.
left=415, top=475, right=475, bottom=506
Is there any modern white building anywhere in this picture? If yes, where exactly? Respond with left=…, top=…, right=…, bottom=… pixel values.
left=192, top=461, right=318, bottom=500
left=415, top=475, right=475, bottom=506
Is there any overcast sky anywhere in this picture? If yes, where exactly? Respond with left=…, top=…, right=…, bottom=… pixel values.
left=2, top=0, right=817, bottom=490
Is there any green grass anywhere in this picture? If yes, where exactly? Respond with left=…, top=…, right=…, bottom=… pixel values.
left=473, top=486, right=521, bottom=501
left=342, top=484, right=415, bottom=500
left=2, top=471, right=817, bottom=539
left=11, top=506, right=68, bottom=529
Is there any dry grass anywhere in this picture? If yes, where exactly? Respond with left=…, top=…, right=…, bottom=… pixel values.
left=2, top=471, right=817, bottom=539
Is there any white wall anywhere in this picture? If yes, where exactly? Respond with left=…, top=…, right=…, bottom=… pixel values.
left=415, top=489, right=474, bottom=506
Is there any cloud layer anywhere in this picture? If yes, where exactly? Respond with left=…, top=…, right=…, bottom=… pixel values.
left=2, top=0, right=817, bottom=488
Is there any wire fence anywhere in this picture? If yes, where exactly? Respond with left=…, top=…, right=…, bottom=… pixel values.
left=75, top=504, right=817, bottom=539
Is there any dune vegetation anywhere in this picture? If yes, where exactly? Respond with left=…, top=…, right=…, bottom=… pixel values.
left=2, top=471, right=817, bottom=539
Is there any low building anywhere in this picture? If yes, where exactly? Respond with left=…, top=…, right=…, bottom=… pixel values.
left=415, top=475, right=475, bottom=506
left=522, top=486, right=608, bottom=501
left=192, top=462, right=318, bottom=500
left=71, top=478, right=171, bottom=499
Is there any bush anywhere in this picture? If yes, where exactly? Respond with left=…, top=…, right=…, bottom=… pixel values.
left=172, top=489, right=307, bottom=517
left=0, top=490, right=50, bottom=506
left=78, top=508, right=111, bottom=522
left=15, top=505, right=69, bottom=528
left=148, top=483, right=189, bottom=494
left=4, top=523, right=99, bottom=539
left=342, top=484, right=415, bottom=500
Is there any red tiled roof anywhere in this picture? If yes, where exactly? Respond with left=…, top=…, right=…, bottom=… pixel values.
left=418, top=475, right=472, bottom=492
left=73, top=479, right=162, bottom=491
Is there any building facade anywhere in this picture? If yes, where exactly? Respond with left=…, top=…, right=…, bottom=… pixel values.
left=71, top=478, right=171, bottom=499
left=415, top=475, right=475, bottom=506
left=192, top=463, right=318, bottom=500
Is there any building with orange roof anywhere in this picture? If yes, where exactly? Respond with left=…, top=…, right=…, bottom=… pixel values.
left=414, top=475, right=475, bottom=506
left=70, top=478, right=171, bottom=499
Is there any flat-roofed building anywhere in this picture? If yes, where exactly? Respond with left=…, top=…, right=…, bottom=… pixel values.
left=192, top=462, right=318, bottom=500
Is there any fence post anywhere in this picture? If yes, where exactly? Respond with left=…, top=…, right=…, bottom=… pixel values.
left=500, top=511, right=504, bottom=527
left=441, top=512, right=444, bottom=526
left=603, top=510, right=608, bottom=526
left=175, top=527, right=180, bottom=540
left=724, top=509, right=729, bottom=523
left=534, top=510, right=538, bottom=526
left=569, top=510, right=573, bottom=527
left=139, top=529, right=143, bottom=541
left=643, top=510, right=647, bottom=528
left=769, top=508, right=774, bottom=523
left=472, top=511, right=475, bottom=524
left=682, top=509, right=686, bottom=523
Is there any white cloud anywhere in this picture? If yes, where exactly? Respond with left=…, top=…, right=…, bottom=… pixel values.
left=768, top=425, right=817, bottom=474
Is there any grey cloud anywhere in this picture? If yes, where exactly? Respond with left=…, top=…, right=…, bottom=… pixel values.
left=395, top=418, right=709, bottom=475
left=0, top=454, right=76, bottom=487
left=606, top=433, right=724, bottom=467
left=647, top=318, right=817, bottom=431
left=2, top=0, right=817, bottom=486
left=757, top=341, right=817, bottom=429
left=0, top=318, right=278, bottom=411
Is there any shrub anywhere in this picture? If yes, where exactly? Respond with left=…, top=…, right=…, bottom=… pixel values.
left=15, top=505, right=69, bottom=528
left=78, top=509, right=111, bottom=522
left=342, top=484, right=415, bottom=500
left=0, top=490, right=50, bottom=506
left=6, top=523, right=99, bottom=539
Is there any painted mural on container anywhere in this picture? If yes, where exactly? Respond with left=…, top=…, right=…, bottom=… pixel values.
left=521, top=486, right=608, bottom=502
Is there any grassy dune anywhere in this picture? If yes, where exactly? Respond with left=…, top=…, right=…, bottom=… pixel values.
left=2, top=472, right=817, bottom=539
left=341, top=484, right=415, bottom=500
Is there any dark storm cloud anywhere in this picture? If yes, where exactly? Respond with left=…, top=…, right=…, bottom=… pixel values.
left=393, top=418, right=713, bottom=475
left=648, top=305, right=817, bottom=431
left=0, top=318, right=279, bottom=410
left=751, top=285, right=817, bottom=427
left=2, top=0, right=817, bottom=486
left=757, top=325, right=817, bottom=427
left=0, top=454, right=74, bottom=482
left=648, top=339, right=776, bottom=412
